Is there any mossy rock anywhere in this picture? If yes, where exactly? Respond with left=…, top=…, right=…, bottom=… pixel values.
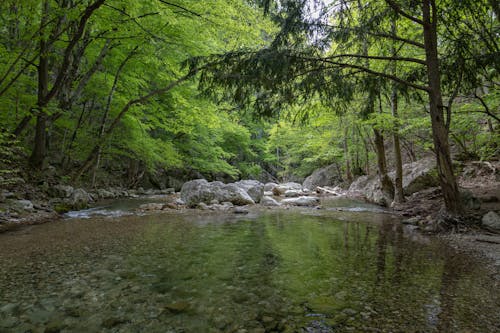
left=54, top=203, right=72, bottom=214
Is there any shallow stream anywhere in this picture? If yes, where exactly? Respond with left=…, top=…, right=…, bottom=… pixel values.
left=0, top=198, right=498, bottom=332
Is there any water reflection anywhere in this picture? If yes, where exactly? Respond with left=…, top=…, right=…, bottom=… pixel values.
left=0, top=209, right=498, bottom=332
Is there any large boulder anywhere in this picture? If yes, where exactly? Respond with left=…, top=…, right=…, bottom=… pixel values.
left=303, top=164, right=342, bottom=190
left=394, top=157, right=438, bottom=195
left=180, top=179, right=255, bottom=207
left=281, top=196, right=320, bottom=207
left=273, top=182, right=303, bottom=196
left=348, top=157, right=438, bottom=205
left=235, top=180, right=264, bottom=203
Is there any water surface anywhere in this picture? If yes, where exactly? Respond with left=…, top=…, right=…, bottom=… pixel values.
left=0, top=203, right=498, bottom=332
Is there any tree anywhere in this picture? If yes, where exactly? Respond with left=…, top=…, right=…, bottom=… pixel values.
left=193, top=0, right=499, bottom=216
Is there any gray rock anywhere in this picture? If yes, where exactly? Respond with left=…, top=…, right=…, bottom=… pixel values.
left=264, top=182, right=278, bottom=192
left=233, top=207, right=250, bottom=214
left=13, top=199, right=34, bottom=211
left=284, top=189, right=303, bottom=197
left=180, top=179, right=255, bottom=207
left=50, top=184, right=74, bottom=198
left=97, top=189, right=115, bottom=199
left=281, top=196, right=320, bottom=206
left=197, top=202, right=210, bottom=210
left=71, top=188, right=92, bottom=210
left=235, top=180, right=264, bottom=203
left=277, top=182, right=302, bottom=192
left=303, top=164, right=343, bottom=190
left=261, top=196, right=280, bottom=206
left=482, top=211, right=500, bottom=231
left=348, top=157, right=438, bottom=205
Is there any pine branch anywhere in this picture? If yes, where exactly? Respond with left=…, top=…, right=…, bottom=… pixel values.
left=384, top=0, right=424, bottom=26
left=326, top=53, right=426, bottom=65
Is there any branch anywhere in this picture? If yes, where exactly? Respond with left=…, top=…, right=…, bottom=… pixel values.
left=157, top=0, right=202, bottom=17
left=306, top=57, right=430, bottom=92
left=474, top=93, right=500, bottom=124
left=384, top=0, right=424, bottom=25
left=45, top=0, right=106, bottom=104
left=326, top=53, right=426, bottom=65
left=368, top=32, right=424, bottom=49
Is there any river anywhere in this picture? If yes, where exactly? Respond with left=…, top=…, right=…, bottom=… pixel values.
left=0, top=198, right=498, bottom=332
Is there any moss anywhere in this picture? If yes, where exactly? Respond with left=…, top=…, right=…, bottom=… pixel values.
left=54, top=203, right=72, bottom=214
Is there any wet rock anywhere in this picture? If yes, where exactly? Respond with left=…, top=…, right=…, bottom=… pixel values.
left=281, top=196, right=320, bottom=207
left=261, top=196, right=280, bottom=207
left=303, top=164, right=343, bottom=191
left=482, top=211, right=500, bottom=231
left=235, top=180, right=264, bottom=203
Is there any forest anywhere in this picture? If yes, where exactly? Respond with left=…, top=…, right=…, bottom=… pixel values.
left=0, top=0, right=498, bottom=218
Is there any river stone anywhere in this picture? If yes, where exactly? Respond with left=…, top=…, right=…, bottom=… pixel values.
left=264, top=182, right=278, bottom=192
left=284, top=190, right=303, bottom=198
left=180, top=179, right=254, bottom=207
left=482, top=211, right=500, bottom=231
left=261, top=196, right=280, bottom=206
left=235, top=180, right=264, bottom=203
left=97, top=189, right=115, bottom=199
left=303, top=164, right=343, bottom=190
left=281, top=196, right=320, bottom=206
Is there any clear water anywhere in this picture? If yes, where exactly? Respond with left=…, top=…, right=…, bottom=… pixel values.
left=0, top=204, right=498, bottom=333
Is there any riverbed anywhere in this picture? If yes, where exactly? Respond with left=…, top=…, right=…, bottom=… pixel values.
left=0, top=198, right=498, bottom=332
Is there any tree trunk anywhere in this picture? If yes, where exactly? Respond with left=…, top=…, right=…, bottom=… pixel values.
left=373, top=128, right=394, bottom=205
left=391, top=19, right=405, bottom=203
left=391, top=89, right=405, bottom=203
left=29, top=0, right=50, bottom=169
left=343, top=126, right=353, bottom=182
left=422, top=0, right=463, bottom=215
